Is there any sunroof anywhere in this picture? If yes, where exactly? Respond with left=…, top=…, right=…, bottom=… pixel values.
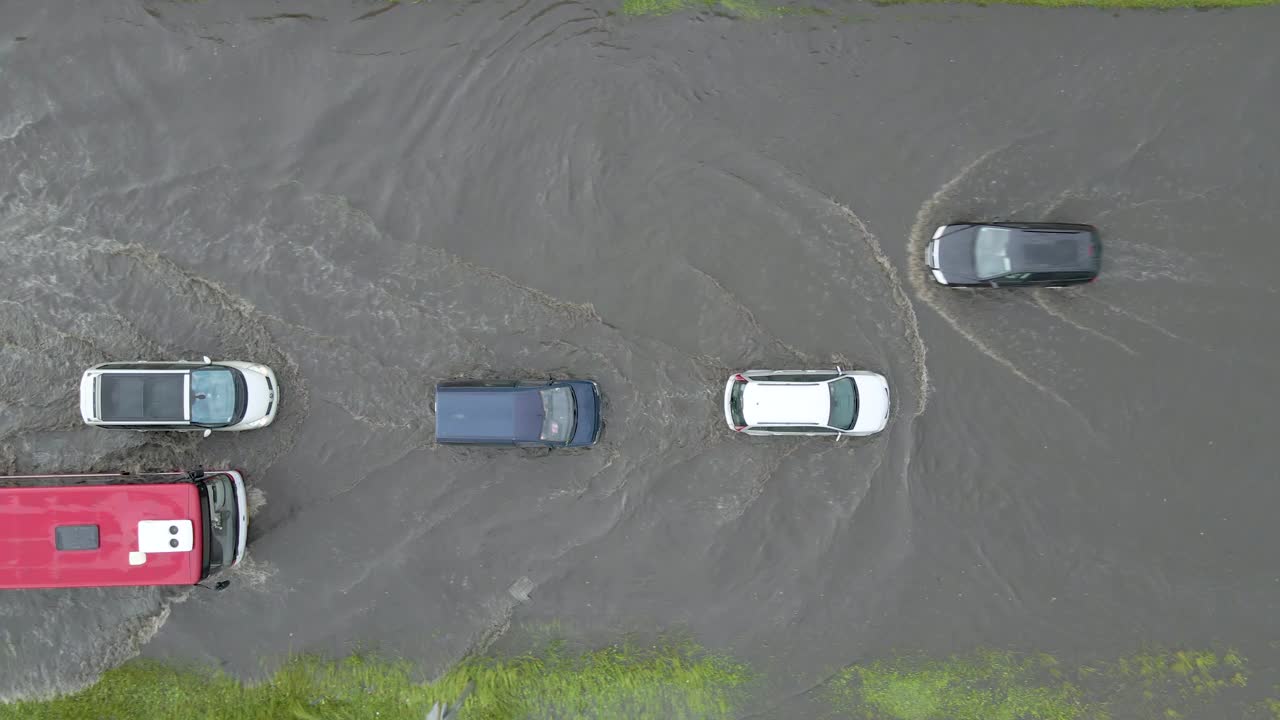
left=55, top=525, right=100, bottom=551
left=99, top=373, right=186, bottom=421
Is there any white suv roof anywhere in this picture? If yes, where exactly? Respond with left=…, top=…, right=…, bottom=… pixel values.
left=79, top=359, right=279, bottom=433
left=741, top=382, right=829, bottom=426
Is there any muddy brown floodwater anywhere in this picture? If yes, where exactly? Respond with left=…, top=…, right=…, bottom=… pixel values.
left=2, top=0, right=1279, bottom=713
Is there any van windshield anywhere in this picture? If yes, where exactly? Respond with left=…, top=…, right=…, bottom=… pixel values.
left=539, top=386, right=575, bottom=444
left=199, top=473, right=240, bottom=579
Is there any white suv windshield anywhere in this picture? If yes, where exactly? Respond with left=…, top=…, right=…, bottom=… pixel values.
left=827, top=378, right=859, bottom=431
left=190, top=368, right=237, bottom=425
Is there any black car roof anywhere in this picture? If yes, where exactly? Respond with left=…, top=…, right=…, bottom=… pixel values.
left=939, top=223, right=1097, bottom=279
left=1001, top=226, right=1096, bottom=273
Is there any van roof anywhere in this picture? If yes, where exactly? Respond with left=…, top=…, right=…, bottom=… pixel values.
left=0, top=481, right=203, bottom=589
left=435, top=387, right=544, bottom=442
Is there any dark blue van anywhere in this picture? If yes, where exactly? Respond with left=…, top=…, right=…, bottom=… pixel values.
left=434, top=379, right=602, bottom=447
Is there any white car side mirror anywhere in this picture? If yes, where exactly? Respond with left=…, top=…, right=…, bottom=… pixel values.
left=202, top=355, right=212, bottom=364
left=202, top=429, right=213, bottom=438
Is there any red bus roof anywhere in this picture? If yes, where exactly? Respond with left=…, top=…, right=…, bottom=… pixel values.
left=0, top=482, right=204, bottom=589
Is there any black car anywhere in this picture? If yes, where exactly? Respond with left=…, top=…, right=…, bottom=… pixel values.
left=925, top=222, right=1101, bottom=288
left=434, top=379, right=602, bottom=447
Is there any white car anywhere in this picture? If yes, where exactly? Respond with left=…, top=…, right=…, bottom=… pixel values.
left=80, top=358, right=278, bottom=436
left=722, top=369, right=890, bottom=437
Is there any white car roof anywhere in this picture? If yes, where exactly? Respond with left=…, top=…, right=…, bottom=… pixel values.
left=741, top=382, right=830, bottom=426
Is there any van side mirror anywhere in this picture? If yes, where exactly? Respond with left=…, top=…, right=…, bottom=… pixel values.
left=202, top=429, right=213, bottom=438
left=202, top=356, right=212, bottom=365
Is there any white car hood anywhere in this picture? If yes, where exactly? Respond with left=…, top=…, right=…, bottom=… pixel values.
left=851, top=374, right=891, bottom=434
left=237, top=370, right=274, bottom=424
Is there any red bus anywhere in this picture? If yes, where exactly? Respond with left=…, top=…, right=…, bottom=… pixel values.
left=0, top=469, right=248, bottom=589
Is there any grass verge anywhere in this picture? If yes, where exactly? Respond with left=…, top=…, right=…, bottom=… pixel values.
left=826, top=648, right=1250, bottom=720
left=1, top=641, right=1268, bottom=719
left=0, top=640, right=749, bottom=720
left=829, top=650, right=1085, bottom=720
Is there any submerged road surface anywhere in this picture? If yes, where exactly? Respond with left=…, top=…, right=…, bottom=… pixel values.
left=2, top=0, right=1279, bottom=711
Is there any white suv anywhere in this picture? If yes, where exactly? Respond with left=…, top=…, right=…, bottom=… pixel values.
left=80, top=358, right=278, bottom=436
left=722, top=369, right=890, bottom=437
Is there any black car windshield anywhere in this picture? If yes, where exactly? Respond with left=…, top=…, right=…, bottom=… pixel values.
left=190, top=367, right=238, bottom=425
left=827, top=378, right=859, bottom=431
left=539, top=386, right=575, bottom=443
left=974, top=227, right=1015, bottom=280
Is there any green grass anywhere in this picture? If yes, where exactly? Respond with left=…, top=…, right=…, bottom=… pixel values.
left=2, top=641, right=1265, bottom=720
left=828, top=650, right=1086, bottom=720
left=881, top=0, right=1279, bottom=7
left=0, top=640, right=749, bottom=720
left=1084, top=648, right=1248, bottom=717
left=826, top=648, right=1252, bottom=720
left=620, top=0, right=1279, bottom=15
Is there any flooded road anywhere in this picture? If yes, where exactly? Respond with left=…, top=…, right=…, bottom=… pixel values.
left=2, top=0, right=1279, bottom=710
